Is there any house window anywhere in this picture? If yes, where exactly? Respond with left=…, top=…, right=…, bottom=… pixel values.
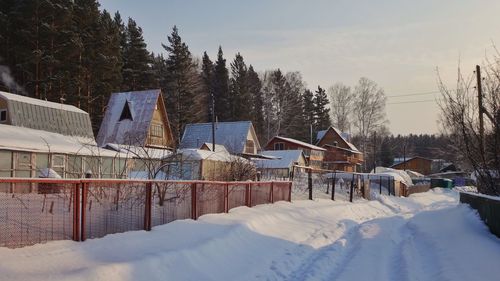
left=0, top=109, right=7, bottom=122
left=51, top=154, right=66, bottom=178
left=119, top=101, right=133, bottom=121
left=150, top=124, right=163, bottom=137
left=245, top=140, right=255, bottom=154
left=274, top=142, right=285, bottom=150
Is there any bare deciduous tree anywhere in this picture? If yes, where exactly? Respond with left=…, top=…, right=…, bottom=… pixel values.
left=328, top=83, right=352, bottom=132
left=438, top=61, right=500, bottom=195
left=352, top=77, right=388, bottom=169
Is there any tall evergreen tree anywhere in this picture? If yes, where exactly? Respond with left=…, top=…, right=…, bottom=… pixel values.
left=162, top=26, right=203, bottom=144
left=229, top=52, right=249, bottom=121
left=302, top=89, right=316, bottom=142
left=121, top=18, right=153, bottom=91
left=314, top=85, right=331, bottom=131
left=201, top=51, right=214, bottom=122
left=247, top=65, right=265, bottom=141
left=212, top=46, right=230, bottom=121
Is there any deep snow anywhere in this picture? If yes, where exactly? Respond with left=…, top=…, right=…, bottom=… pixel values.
left=0, top=189, right=499, bottom=281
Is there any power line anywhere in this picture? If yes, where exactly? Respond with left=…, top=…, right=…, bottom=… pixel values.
left=386, top=99, right=439, bottom=105
left=386, top=90, right=440, bottom=98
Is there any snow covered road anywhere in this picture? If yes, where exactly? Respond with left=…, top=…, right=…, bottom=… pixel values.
left=0, top=189, right=499, bottom=281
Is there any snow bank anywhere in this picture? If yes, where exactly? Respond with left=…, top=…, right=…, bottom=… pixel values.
left=1, top=189, right=499, bottom=281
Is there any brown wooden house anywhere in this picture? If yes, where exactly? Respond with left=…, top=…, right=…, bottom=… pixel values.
left=391, top=156, right=433, bottom=175
left=97, top=89, right=174, bottom=149
left=264, top=136, right=325, bottom=169
left=316, top=127, right=363, bottom=172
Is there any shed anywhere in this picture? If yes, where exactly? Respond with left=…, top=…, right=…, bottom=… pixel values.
left=255, top=150, right=306, bottom=179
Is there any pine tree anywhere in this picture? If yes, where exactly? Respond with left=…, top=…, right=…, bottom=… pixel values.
left=121, top=18, right=153, bottom=91
left=302, top=89, right=316, bottom=142
left=201, top=51, right=214, bottom=122
left=229, top=52, right=249, bottom=121
left=212, top=46, right=230, bottom=121
left=162, top=26, right=203, bottom=144
left=247, top=65, right=265, bottom=141
left=314, top=85, right=331, bottom=131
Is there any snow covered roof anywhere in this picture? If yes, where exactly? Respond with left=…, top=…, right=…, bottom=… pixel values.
left=0, top=124, right=121, bottom=157
left=97, top=89, right=171, bottom=147
left=180, top=121, right=260, bottom=154
left=271, top=136, right=326, bottom=151
left=200, top=143, right=229, bottom=153
left=316, top=126, right=359, bottom=152
left=103, top=143, right=172, bottom=159
left=255, top=150, right=305, bottom=169
left=0, top=91, right=94, bottom=139
left=172, top=148, right=248, bottom=162
left=392, top=156, right=432, bottom=167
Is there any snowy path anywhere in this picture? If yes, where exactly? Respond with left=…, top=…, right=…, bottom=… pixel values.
left=1, top=189, right=499, bottom=281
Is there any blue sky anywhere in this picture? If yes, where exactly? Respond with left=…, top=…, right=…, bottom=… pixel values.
left=99, top=0, right=500, bottom=135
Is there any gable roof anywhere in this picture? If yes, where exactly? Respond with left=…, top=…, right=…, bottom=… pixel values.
left=96, top=89, right=171, bottom=147
left=0, top=124, right=123, bottom=157
left=255, top=150, right=305, bottom=169
left=316, top=126, right=359, bottom=152
left=391, top=156, right=433, bottom=167
left=200, top=143, right=229, bottom=153
left=0, top=91, right=94, bottom=139
left=179, top=121, right=260, bottom=154
left=269, top=136, right=326, bottom=151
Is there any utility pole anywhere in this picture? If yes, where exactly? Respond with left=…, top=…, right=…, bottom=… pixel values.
left=211, top=92, right=216, bottom=152
left=476, top=65, right=485, bottom=155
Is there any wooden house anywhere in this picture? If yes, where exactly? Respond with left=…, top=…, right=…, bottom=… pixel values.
left=180, top=121, right=261, bottom=157
left=316, top=127, right=363, bottom=172
left=97, top=89, right=174, bottom=149
left=391, top=156, right=433, bottom=175
left=264, top=136, right=325, bottom=169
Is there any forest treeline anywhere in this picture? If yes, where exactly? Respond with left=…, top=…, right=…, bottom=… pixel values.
left=0, top=0, right=453, bottom=170
left=0, top=0, right=329, bottom=145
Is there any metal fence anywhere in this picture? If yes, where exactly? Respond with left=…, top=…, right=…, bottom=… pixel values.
left=291, top=166, right=402, bottom=201
left=0, top=178, right=292, bottom=248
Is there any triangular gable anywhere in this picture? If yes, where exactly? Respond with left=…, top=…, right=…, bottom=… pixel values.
left=316, top=127, right=359, bottom=152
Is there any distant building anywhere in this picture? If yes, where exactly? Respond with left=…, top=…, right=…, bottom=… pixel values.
left=255, top=150, right=307, bottom=179
left=180, top=121, right=261, bottom=157
left=264, top=136, right=325, bottom=169
left=97, top=89, right=174, bottom=149
left=391, top=156, right=433, bottom=175
left=316, top=127, right=363, bottom=172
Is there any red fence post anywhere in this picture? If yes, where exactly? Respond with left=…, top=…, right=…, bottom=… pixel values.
left=191, top=183, right=197, bottom=220
left=270, top=181, right=274, bottom=203
left=224, top=183, right=229, bottom=213
left=144, top=182, right=152, bottom=231
left=246, top=183, right=251, bottom=207
left=73, top=183, right=80, bottom=242
left=288, top=182, right=292, bottom=202
left=80, top=182, right=88, bottom=241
